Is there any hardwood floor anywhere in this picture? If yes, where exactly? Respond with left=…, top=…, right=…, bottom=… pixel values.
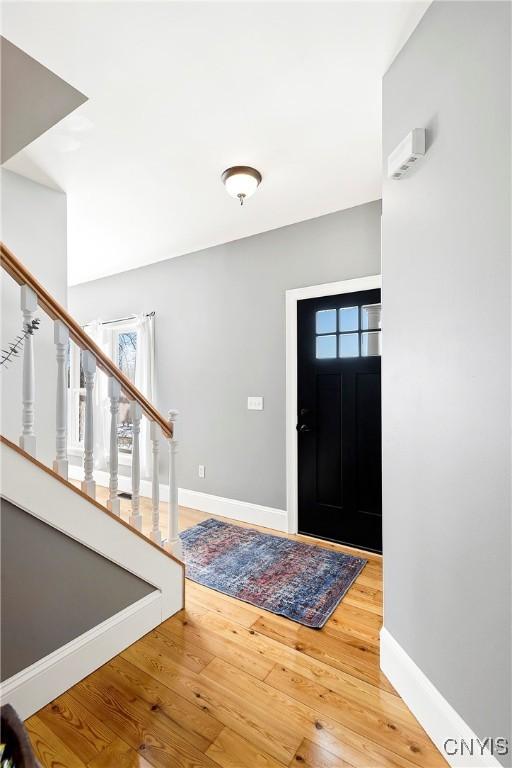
left=26, top=491, right=447, bottom=767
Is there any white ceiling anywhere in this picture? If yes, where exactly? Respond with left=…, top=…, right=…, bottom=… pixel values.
left=3, top=1, right=429, bottom=285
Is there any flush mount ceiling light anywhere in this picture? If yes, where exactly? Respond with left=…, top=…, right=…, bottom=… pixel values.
left=221, top=166, right=262, bottom=206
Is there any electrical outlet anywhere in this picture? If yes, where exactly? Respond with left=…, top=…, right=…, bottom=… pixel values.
left=248, top=396, right=264, bottom=410
left=198, top=464, right=205, bottom=479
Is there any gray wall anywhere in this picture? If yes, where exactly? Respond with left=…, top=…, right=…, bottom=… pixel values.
left=69, top=201, right=381, bottom=510
left=382, top=1, right=511, bottom=760
left=1, top=169, right=68, bottom=467
left=0, top=498, right=154, bottom=680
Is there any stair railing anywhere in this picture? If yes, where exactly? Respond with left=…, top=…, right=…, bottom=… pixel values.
left=0, top=242, right=182, bottom=558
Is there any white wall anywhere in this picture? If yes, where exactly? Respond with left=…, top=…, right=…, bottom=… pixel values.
left=382, top=2, right=511, bottom=762
left=1, top=169, right=67, bottom=466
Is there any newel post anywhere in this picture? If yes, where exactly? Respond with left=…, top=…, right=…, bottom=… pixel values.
left=166, top=409, right=183, bottom=558
left=53, top=320, right=69, bottom=478
left=19, top=285, right=38, bottom=456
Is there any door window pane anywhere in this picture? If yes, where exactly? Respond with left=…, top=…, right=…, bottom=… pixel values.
left=339, top=333, right=359, bottom=358
left=361, top=303, right=381, bottom=330
left=316, top=334, right=337, bottom=359
left=361, top=331, right=381, bottom=357
left=316, top=309, right=336, bottom=334
left=339, top=306, right=359, bottom=332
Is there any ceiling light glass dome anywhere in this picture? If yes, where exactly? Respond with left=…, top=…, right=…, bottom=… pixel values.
left=221, top=166, right=262, bottom=205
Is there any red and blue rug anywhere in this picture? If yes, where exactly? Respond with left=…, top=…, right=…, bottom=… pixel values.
left=180, top=518, right=367, bottom=628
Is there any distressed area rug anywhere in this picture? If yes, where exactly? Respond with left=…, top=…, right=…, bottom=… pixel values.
left=180, top=518, right=367, bottom=628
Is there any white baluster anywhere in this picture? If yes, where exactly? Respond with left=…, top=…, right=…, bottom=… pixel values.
left=150, top=421, right=162, bottom=545
left=81, top=350, right=96, bottom=498
left=19, top=285, right=37, bottom=456
left=166, top=409, right=183, bottom=558
left=53, top=321, right=69, bottom=478
left=129, top=401, right=143, bottom=530
left=107, top=378, right=121, bottom=516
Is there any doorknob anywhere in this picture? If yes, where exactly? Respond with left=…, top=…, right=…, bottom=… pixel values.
left=296, top=423, right=312, bottom=432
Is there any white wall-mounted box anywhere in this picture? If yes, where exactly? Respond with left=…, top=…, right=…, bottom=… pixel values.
left=388, top=128, right=425, bottom=179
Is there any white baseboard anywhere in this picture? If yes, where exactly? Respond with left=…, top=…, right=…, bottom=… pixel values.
left=0, top=592, right=162, bottom=720
left=68, top=465, right=158, bottom=500
left=380, top=628, right=504, bottom=768
left=68, top=466, right=288, bottom=532
left=178, top=488, right=288, bottom=532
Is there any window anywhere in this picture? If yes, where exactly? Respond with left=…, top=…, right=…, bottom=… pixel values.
left=315, top=303, right=381, bottom=359
left=67, top=322, right=139, bottom=455
left=116, top=330, right=137, bottom=454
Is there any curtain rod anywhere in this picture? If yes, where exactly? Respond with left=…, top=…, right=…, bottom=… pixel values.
left=84, top=311, right=155, bottom=327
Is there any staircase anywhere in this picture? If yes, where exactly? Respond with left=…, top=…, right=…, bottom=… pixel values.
left=0, top=241, right=185, bottom=718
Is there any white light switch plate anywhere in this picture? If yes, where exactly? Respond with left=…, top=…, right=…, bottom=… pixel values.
left=198, top=464, right=205, bottom=479
left=248, top=396, right=264, bottom=411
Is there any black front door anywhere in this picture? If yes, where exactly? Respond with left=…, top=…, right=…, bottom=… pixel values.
left=297, top=289, right=382, bottom=553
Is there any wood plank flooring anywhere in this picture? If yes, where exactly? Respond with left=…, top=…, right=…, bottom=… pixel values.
left=26, top=491, right=447, bottom=767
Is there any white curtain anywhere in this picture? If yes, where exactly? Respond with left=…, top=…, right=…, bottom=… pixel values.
left=83, top=320, right=112, bottom=471
left=134, top=313, right=155, bottom=479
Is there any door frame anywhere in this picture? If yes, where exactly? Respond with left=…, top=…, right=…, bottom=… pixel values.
left=285, top=275, right=382, bottom=535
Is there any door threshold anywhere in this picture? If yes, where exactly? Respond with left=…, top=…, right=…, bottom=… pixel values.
left=298, top=529, right=382, bottom=558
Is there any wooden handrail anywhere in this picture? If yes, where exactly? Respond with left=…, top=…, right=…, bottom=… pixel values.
left=1, top=242, right=172, bottom=438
